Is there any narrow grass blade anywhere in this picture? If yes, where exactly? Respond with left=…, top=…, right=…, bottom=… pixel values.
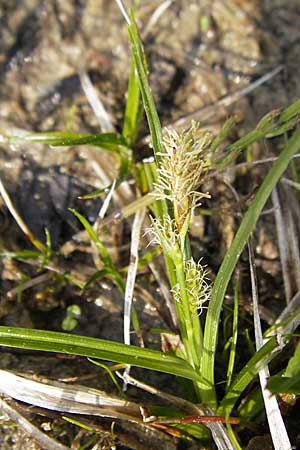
left=69, top=209, right=112, bottom=268
left=238, top=388, right=264, bottom=421
left=122, top=54, right=143, bottom=146
left=284, top=340, right=300, bottom=377
left=82, top=268, right=120, bottom=291
left=226, top=276, right=239, bottom=390
left=7, top=131, right=126, bottom=150
left=142, top=159, right=168, bottom=218
left=267, top=340, right=300, bottom=395
left=268, top=376, right=300, bottom=394
left=0, top=326, right=206, bottom=383
left=89, top=193, right=156, bottom=230
left=0, top=176, right=46, bottom=253
left=62, top=416, right=94, bottom=432
left=236, top=292, right=300, bottom=416
left=5, top=131, right=133, bottom=188
left=218, top=336, right=279, bottom=416
left=41, top=227, right=52, bottom=267
left=70, top=209, right=125, bottom=292
left=121, top=12, right=172, bottom=298
left=280, top=99, right=300, bottom=122
left=124, top=193, right=157, bottom=219
left=215, top=102, right=300, bottom=169
left=0, top=250, right=41, bottom=260
left=127, top=11, right=165, bottom=161
left=210, top=117, right=236, bottom=156
left=88, top=359, right=124, bottom=397
left=200, top=127, right=300, bottom=407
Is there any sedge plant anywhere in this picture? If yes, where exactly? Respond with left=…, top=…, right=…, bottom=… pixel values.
left=0, top=4, right=300, bottom=449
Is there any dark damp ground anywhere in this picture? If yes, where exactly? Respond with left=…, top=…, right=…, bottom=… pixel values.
left=0, top=1, right=300, bottom=449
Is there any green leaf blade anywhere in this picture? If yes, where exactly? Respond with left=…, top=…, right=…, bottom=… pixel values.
left=200, top=127, right=300, bottom=407
left=8, top=132, right=127, bottom=150
left=0, top=326, right=206, bottom=384
left=219, top=337, right=279, bottom=416
left=127, top=12, right=165, bottom=161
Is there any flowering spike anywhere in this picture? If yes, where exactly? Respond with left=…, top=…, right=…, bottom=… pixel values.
left=150, top=216, right=181, bottom=259
left=153, top=122, right=211, bottom=234
left=171, top=258, right=211, bottom=315
left=185, top=259, right=211, bottom=315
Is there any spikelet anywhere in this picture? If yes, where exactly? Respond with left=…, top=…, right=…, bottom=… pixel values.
left=171, top=258, right=211, bottom=315
left=154, top=121, right=211, bottom=232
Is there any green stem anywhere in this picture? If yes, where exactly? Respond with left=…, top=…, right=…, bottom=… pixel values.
left=174, top=254, right=200, bottom=370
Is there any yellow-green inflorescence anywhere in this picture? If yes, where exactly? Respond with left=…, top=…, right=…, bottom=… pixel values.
left=174, top=259, right=211, bottom=316
left=151, top=121, right=212, bottom=326
left=154, top=121, right=211, bottom=236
